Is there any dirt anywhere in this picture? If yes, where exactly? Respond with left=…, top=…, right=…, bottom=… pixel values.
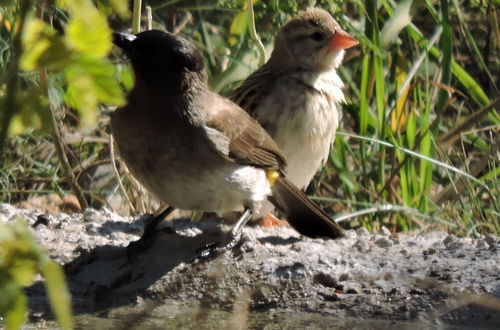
left=1, top=203, right=499, bottom=329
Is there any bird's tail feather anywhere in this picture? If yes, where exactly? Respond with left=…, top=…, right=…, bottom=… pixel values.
left=269, top=177, right=344, bottom=238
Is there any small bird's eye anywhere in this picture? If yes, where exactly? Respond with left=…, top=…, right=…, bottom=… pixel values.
left=310, top=32, right=325, bottom=41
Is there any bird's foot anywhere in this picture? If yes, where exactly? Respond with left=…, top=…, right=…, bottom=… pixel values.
left=194, top=209, right=252, bottom=262
left=194, top=229, right=243, bottom=261
left=258, top=213, right=289, bottom=228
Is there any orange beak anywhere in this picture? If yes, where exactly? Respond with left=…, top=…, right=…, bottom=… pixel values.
left=328, top=29, right=358, bottom=51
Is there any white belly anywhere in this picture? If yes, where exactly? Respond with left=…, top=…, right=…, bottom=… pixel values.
left=111, top=110, right=272, bottom=215
left=145, top=163, right=272, bottom=214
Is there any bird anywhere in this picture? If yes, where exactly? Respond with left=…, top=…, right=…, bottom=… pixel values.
left=111, top=30, right=344, bottom=257
left=231, top=8, right=358, bottom=219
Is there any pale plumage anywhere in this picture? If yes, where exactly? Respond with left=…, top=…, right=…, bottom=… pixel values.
left=231, top=8, right=357, bottom=216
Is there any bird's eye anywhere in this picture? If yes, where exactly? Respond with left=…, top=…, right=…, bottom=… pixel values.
left=310, top=32, right=325, bottom=41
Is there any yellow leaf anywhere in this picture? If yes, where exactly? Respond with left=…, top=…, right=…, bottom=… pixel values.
left=391, top=53, right=410, bottom=132
left=229, top=11, right=249, bottom=46
left=21, top=18, right=73, bottom=71
left=64, top=58, right=123, bottom=127
left=66, top=13, right=112, bottom=57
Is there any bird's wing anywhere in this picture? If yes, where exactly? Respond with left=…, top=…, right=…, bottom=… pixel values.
left=205, top=93, right=286, bottom=171
left=229, top=67, right=276, bottom=119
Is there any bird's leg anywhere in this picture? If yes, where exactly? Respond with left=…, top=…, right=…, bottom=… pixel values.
left=127, top=205, right=175, bottom=260
left=197, top=208, right=252, bottom=260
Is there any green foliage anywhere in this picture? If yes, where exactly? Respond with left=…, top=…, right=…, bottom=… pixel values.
left=0, top=0, right=125, bottom=148
left=1, top=0, right=499, bottom=241
left=0, top=219, right=73, bottom=329
left=0, top=1, right=130, bottom=326
left=189, top=0, right=497, bottom=233
left=19, top=0, right=124, bottom=128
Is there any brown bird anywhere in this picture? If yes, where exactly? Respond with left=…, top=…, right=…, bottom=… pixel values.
left=231, top=8, right=358, bottom=218
left=111, top=30, right=344, bottom=257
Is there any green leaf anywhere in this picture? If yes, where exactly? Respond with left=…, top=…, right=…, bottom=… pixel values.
left=65, top=10, right=112, bottom=58
left=4, top=290, right=27, bottom=330
left=0, top=272, right=21, bottom=315
left=40, top=260, right=73, bottom=330
left=117, top=64, right=134, bottom=91
left=229, top=11, right=249, bottom=46
left=65, top=57, right=124, bottom=125
left=0, top=0, right=16, bottom=8
left=21, top=19, right=73, bottom=71
left=8, top=90, right=50, bottom=136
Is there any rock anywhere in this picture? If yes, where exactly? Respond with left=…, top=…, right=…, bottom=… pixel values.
left=444, top=234, right=463, bottom=251
left=61, top=195, right=81, bottom=213
left=0, top=203, right=18, bottom=219
left=83, top=208, right=103, bottom=223
left=443, top=234, right=457, bottom=246
left=356, top=227, right=370, bottom=237
left=353, top=238, right=370, bottom=252
left=15, top=193, right=80, bottom=214
left=313, top=272, right=337, bottom=288
left=484, top=234, right=498, bottom=245
left=17, top=193, right=63, bottom=213
left=343, top=229, right=357, bottom=240
left=0, top=205, right=498, bottom=328
left=476, top=240, right=489, bottom=250
left=375, top=237, right=393, bottom=248
left=32, top=214, right=53, bottom=228
left=380, top=226, right=391, bottom=236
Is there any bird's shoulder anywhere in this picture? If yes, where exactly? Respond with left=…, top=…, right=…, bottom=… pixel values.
left=229, top=66, right=281, bottom=117
left=205, top=93, right=286, bottom=170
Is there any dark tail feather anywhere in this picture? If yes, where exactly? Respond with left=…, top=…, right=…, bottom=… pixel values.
left=269, top=177, right=344, bottom=239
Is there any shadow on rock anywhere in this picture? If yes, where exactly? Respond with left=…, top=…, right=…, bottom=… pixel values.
left=27, top=224, right=226, bottom=315
left=258, top=235, right=301, bottom=245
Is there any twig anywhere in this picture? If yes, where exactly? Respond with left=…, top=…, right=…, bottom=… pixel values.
left=44, top=79, right=89, bottom=210
left=174, top=11, right=192, bottom=34
left=132, top=0, right=142, bottom=34
left=437, top=96, right=500, bottom=149
left=246, top=0, right=266, bottom=66
left=34, top=3, right=88, bottom=210
left=145, top=5, right=152, bottom=31
left=109, top=134, right=136, bottom=214
left=432, top=132, right=500, bottom=204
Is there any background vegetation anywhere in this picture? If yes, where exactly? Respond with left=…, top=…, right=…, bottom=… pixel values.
left=1, top=0, right=498, bottom=235
left=0, top=1, right=498, bottom=328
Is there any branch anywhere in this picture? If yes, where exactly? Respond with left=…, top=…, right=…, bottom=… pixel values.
left=246, top=0, right=265, bottom=66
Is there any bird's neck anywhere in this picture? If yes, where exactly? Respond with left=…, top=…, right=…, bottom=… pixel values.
left=266, top=44, right=297, bottom=72
left=129, top=71, right=208, bottom=124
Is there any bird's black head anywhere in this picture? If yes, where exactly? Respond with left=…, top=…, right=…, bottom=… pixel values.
left=113, top=30, right=205, bottom=87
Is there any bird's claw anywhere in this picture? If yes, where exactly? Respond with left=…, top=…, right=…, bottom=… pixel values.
left=195, top=242, right=222, bottom=261
left=193, top=230, right=242, bottom=262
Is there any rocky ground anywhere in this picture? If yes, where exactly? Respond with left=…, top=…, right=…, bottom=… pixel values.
left=1, top=203, right=499, bottom=329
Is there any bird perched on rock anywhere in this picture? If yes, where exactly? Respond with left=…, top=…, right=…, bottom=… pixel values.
left=231, top=8, right=358, bottom=218
left=111, top=30, right=344, bottom=256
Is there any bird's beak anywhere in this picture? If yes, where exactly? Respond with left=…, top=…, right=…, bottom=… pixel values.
left=112, top=32, right=137, bottom=52
left=328, top=29, right=358, bottom=51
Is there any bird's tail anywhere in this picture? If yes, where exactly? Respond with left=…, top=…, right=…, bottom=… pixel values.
left=269, top=177, right=344, bottom=239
